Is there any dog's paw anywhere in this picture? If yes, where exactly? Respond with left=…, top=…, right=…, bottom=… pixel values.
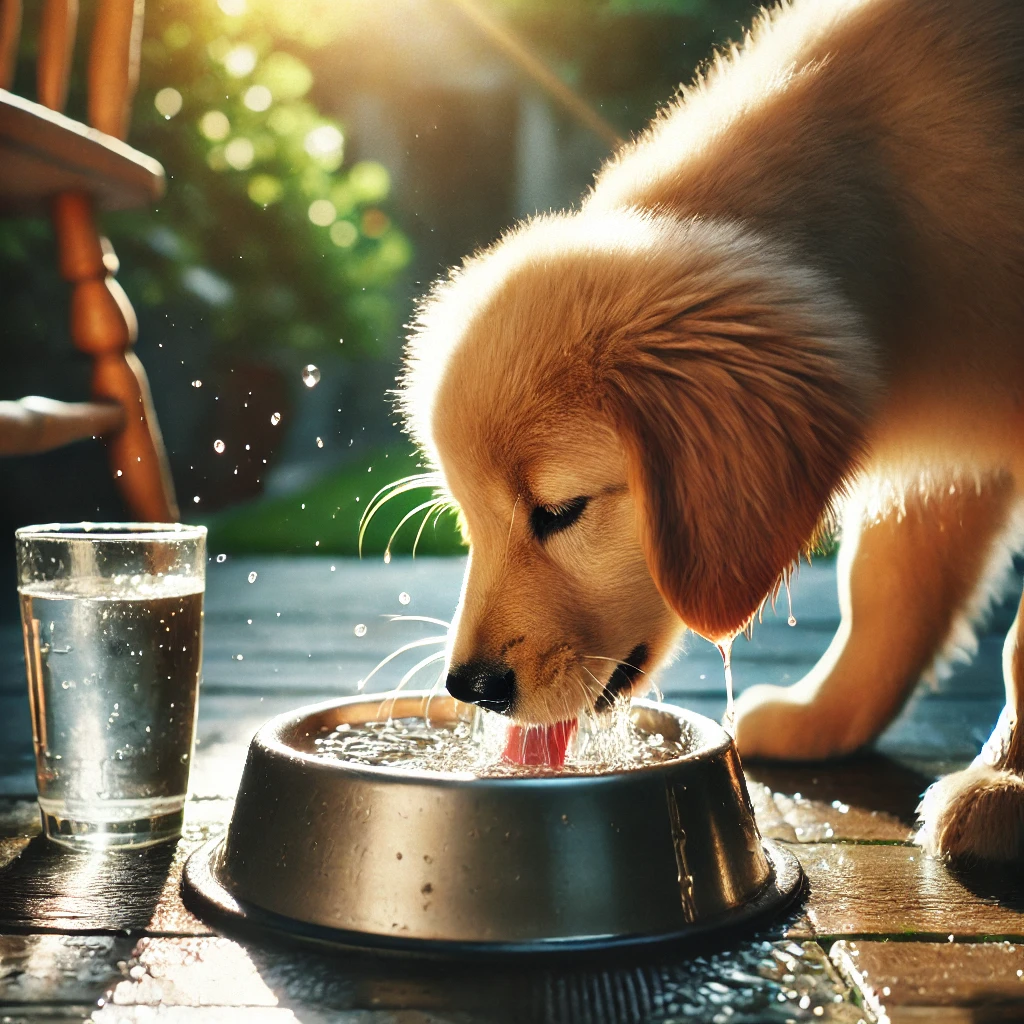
left=917, top=765, right=1024, bottom=863
left=733, top=683, right=857, bottom=760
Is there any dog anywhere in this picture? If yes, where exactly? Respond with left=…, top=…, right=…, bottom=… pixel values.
left=398, top=0, right=1024, bottom=862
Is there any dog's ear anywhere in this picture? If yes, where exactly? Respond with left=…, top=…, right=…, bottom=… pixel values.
left=606, top=268, right=872, bottom=641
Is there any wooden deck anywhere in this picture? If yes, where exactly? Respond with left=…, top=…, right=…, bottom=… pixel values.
left=0, top=555, right=1020, bottom=1023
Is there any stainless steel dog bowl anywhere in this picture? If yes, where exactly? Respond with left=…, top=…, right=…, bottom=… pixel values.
left=184, top=693, right=803, bottom=954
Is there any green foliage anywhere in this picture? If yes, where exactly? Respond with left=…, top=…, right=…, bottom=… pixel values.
left=205, top=446, right=465, bottom=556
left=114, top=0, right=412, bottom=356
left=0, top=0, right=413, bottom=359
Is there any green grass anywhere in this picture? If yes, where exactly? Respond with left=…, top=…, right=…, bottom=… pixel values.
left=204, top=446, right=465, bottom=556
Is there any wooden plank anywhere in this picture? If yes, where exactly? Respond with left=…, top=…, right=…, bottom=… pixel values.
left=830, top=939, right=1024, bottom=1023
left=789, top=844, right=1024, bottom=941
left=746, top=755, right=936, bottom=844
left=96, top=935, right=868, bottom=1022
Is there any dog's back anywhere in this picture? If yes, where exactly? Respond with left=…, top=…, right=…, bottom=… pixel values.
left=590, top=0, right=1024, bottom=369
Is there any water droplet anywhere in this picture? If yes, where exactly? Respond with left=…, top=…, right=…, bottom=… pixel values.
left=191, top=379, right=202, bottom=388
left=383, top=550, right=392, bottom=564
left=248, top=571, right=258, bottom=583
left=270, top=411, right=281, bottom=426
left=302, top=364, right=321, bottom=388
left=354, top=623, right=367, bottom=637
left=399, top=592, right=411, bottom=605
left=316, top=436, right=324, bottom=448
left=216, top=553, right=227, bottom=563
left=781, top=572, right=798, bottom=628
left=193, top=495, right=200, bottom=504
left=213, top=439, right=225, bottom=454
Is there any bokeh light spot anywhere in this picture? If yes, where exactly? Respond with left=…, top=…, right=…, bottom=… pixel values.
left=304, top=125, right=344, bottom=168
left=329, top=220, right=357, bottom=248
left=348, top=161, right=390, bottom=203
left=162, top=22, right=191, bottom=50
left=200, top=110, right=230, bottom=141
left=361, top=208, right=390, bottom=238
left=307, top=199, right=336, bottom=227
left=243, top=84, right=273, bottom=112
left=257, top=52, right=313, bottom=101
left=224, top=44, right=257, bottom=78
left=217, top=0, right=246, bottom=14
left=154, top=87, right=182, bottom=119
left=247, top=174, right=283, bottom=206
left=225, top=137, right=256, bottom=170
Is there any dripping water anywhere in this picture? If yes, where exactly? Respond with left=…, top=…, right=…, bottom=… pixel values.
left=717, top=637, right=736, bottom=736
left=784, top=575, right=797, bottom=627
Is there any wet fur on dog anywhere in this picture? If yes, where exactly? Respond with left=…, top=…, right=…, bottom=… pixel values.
left=400, top=0, right=1024, bottom=862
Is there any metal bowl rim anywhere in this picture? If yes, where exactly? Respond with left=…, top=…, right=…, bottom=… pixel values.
left=253, top=691, right=733, bottom=787
left=183, top=835, right=804, bottom=957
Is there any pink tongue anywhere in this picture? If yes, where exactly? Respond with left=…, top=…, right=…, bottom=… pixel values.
left=504, top=720, right=578, bottom=767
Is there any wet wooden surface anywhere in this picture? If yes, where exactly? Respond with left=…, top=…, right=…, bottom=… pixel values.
left=0, top=555, right=1019, bottom=1022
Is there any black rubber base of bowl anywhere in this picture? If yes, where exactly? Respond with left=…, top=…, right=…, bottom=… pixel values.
left=182, top=836, right=805, bottom=959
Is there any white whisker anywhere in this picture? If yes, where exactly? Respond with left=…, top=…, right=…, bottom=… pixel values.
left=384, top=614, right=452, bottom=629
left=356, top=635, right=448, bottom=692
left=358, top=473, right=444, bottom=555
left=384, top=499, right=445, bottom=561
left=380, top=651, right=448, bottom=722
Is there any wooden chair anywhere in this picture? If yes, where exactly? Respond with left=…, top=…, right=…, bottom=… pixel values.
left=0, top=0, right=178, bottom=522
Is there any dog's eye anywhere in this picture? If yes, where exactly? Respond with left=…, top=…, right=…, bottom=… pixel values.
left=530, top=496, right=589, bottom=542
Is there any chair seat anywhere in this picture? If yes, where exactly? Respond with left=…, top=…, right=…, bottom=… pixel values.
left=0, top=88, right=164, bottom=215
left=0, top=396, right=124, bottom=455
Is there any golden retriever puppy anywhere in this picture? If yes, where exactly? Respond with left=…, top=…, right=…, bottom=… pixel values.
left=399, top=0, right=1024, bottom=862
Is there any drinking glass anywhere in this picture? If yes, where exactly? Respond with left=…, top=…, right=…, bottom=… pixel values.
left=16, top=523, right=206, bottom=848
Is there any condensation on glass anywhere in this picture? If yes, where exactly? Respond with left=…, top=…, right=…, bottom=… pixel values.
left=16, top=523, right=206, bottom=848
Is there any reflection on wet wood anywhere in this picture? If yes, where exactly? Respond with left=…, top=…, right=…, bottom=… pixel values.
left=96, top=934, right=867, bottom=1023
left=0, top=810, right=219, bottom=937
left=791, top=844, right=1024, bottom=941
left=0, top=933, right=131, bottom=1004
left=830, top=939, right=1024, bottom=1023
left=747, top=756, right=938, bottom=844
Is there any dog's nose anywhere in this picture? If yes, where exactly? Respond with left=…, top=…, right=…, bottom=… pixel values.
left=446, top=660, right=516, bottom=715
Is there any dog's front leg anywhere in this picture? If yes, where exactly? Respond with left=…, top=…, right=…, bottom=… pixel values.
left=734, top=477, right=1015, bottom=761
left=917, top=594, right=1024, bottom=862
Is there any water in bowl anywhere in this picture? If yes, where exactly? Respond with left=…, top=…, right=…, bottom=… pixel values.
left=313, top=703, right=693, bottom=776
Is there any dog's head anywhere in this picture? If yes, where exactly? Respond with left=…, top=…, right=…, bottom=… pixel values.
left=400, top=211, right=872, bottom=723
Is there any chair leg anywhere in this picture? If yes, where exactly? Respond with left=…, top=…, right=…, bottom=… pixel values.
left=52, top=191, right=179, bottom=522
left=93, top=349, right=178, bottom=521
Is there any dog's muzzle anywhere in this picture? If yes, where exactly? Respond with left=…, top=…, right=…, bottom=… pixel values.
left=446, top=660, right=516, bottom=715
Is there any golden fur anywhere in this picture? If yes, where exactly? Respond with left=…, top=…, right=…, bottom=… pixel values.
left=400, top=0, right=1024, bottom=861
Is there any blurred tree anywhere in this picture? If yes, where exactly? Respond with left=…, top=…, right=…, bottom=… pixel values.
left=0, top=0, right=413, bottom=363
